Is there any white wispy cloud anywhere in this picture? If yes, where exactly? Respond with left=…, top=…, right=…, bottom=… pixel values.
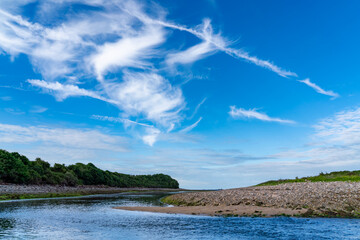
left=91, top=115, right=153, bottom=128
left=92, top=114, right=203, bottom=145
left=0, top=0, right=338, bottom=146
left=229, top=106, right=296, bottom=124
left=166, top=41, right=216, bottom=66
left=91, top=114, right=162, bottom=146
left=0, top=0, right=329, bottom=90
left=0, top=2, right=184, bottom=143
left=107, top=3, right=301, bottom=80
left=189, top=97, right=207, bottom=119
left=29, top=75, right=185, bottom=146
left=154, top=18, right=296, bottom=78
left=142, top=127, right=161, bottom=147
left=165, top=20, right=219, bottom=66
left=27, top=79, right=116, bottom=103
left=180, top=117, right=203, bottom=133
left=225, top=48, right=297, bottom=78
left=103, top=72, right=185, bottom=128
left=299, top=78, right=339, bottom=99
left=30, top=106, right=47, bottom=113
left=91, top=25, right=165, bottom=80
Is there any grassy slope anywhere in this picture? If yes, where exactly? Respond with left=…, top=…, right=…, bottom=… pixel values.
left=257, top=170, right=360, bottom=186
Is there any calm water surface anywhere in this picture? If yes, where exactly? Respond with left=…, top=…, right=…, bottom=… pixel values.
left=0, top=192, right=359, bottom=239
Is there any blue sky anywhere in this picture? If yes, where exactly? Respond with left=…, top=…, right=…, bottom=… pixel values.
left=1, top=0, right=360, bottom=189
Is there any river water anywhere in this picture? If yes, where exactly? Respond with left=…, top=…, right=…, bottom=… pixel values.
left=0, top=192, right=359, bottom=239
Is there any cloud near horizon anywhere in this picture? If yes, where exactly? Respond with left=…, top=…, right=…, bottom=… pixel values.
left=163, top=106, right=360, bottom=188
left=270, top=106, right=360, bottom=168
left=1, top=106, right=360, bottom=188
left=0, top=123, right=128, bottom=152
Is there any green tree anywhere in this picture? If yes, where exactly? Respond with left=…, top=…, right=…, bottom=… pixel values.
left=0, top=149, right=179, bottom=189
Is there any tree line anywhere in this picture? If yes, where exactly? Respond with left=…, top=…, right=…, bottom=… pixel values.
left=0, top=149, right=179, bottom=188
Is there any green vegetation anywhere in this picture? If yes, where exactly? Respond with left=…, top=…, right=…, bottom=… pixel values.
left=300, top=208, right=360, bottom=218
left=257, top=170, right=360, bottom=186
left=0, top=193, right=83, bottom=201
left=161, top=195, right=200, bottom=206
left=0, top=149, right=179, bottom=188
left=162, top=196, right=188, bottom=205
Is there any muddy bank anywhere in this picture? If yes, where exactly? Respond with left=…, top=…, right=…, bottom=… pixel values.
left=160, top=182, right=360, bottom=218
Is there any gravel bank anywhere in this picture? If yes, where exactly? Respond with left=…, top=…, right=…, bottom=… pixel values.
left=0, top=183, right=179, bottom=197
left=162, top=182, right=360, bottom=217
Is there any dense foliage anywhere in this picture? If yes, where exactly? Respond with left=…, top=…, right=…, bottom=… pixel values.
left=257, top=170, right=360, bottom=186
left=0, top=150, right=179, bottom=188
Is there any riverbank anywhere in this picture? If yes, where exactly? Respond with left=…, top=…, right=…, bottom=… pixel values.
left=0, top=183, right=181, bottom=201
left=116, top=182, right=360, bottom=218
left=114, top=205, right=306, bottom=217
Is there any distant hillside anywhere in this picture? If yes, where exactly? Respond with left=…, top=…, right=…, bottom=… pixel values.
left=0, top=149, right=179, bottom=189
left=257, top=170, right=360, bottom=186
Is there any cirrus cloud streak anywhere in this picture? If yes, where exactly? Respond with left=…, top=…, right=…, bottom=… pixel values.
left=229, top=106, right=296, bottom=124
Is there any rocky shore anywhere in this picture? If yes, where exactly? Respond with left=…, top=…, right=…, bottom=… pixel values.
left=118, top=182, right=360, bottom=218
left=0, top=183, right=180, bottom=200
